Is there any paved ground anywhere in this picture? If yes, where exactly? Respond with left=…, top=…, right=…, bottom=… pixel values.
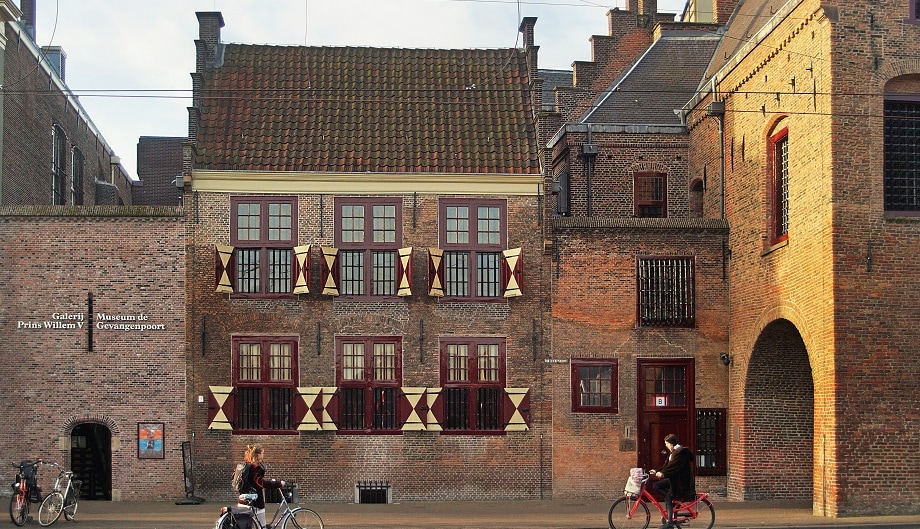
left=16, top=497, right=920, bottom=529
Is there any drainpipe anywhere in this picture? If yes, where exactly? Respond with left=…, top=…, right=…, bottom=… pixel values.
left=707, top=96, right=727, bottom=280
left=581, top=126, right=598, bottom=216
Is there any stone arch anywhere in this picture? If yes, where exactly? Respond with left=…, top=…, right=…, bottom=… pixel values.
left=60, top=414, right=121, bottom=436
left=874, top=59, right=920, bottom=88
left=61, top=415, right=116, bottom=501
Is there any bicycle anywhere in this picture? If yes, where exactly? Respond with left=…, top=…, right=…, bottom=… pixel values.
left=9, top=459, right=46, bottom=526
left=215, top=489, right=323, bottom=529
left=608, top=468, right=714, bottom=529
left=37, top=462, right=81, bottom=526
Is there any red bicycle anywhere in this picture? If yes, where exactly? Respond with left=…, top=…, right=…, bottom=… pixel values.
left=608, top=468, right=714, bottom=529
left=9, top=459, right=45, bottom=526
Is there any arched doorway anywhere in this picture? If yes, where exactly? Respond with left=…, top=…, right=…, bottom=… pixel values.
left=71, top=423, right=112, bottom=500
left=740, top=319, right=813, bottom=500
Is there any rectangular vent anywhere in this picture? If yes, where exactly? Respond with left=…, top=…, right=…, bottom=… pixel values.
left=355, top=480, right=391, bottom=504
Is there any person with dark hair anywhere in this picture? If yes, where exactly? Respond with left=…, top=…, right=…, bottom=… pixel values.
left=649, top=434, right=696, bottom=529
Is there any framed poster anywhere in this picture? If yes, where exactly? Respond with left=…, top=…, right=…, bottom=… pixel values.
left=138, top=422, right=165, bottom=459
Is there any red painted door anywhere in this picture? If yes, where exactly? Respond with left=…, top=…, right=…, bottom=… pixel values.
left=637, top=359, right=695, bottom=471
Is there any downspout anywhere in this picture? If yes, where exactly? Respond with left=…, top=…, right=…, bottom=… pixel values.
left=582, top=126, right=598, bottom=216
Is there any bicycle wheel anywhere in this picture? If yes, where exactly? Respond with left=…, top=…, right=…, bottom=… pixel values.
left=38, top=492, right=64, bottom=526
left=62, top=490, right=79, bottom=521
left=282, top=507, right=324, bottom=529
left=608, top=496, right=650, bottom=529
left=9, top=492, right=27, bottom=527
left=214, top=512, right=234, bottom=529
left=675, top=497, right=714, bottom=529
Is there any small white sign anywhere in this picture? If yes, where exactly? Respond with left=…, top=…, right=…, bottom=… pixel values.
left=655, top=396, right=668, bottom=407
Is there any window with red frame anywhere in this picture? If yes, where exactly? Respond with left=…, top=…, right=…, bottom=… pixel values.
left=769, top=128, right=789, bottom=244
left=913, top=0, right=920, bottom=20
left=233, top=336, right=297, bottom=432
left=696, top=408, right=727, bottom=476
left=231, top=196, right=297, bottom=296
left=440, top=338, right=505, bottom=432
left=439, top=199, right=506, bottom=299
left=336, top=336, right=402, bottom=433
left=635, top=172, right=667, bottom=218
left=571, top=359, right=618, bottom=413
left=335, top=198, right=402, bottom=297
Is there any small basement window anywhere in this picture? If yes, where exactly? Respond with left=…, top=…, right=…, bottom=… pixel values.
left=355, top=480, right=391, bottom=504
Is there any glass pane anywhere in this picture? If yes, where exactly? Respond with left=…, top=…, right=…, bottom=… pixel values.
left=340, top=250, right=365, bottom=295
left=373, top=205, right=396, bottom=243
left=444, top=251, right=469, bottom=297
left=373, top=342, right=396, bottom=381
left=268, top=202, right=292, bottom=241
left=268, top=387, right=292, bottom=429
left=239, top=343, right=261, bottom=381
left=237, top=203, right=260, bottom=241
left=341, top=205, right=365, bottom=243
left=645, top=366, right=686, bottom=407
left=476, top=252, right=501, bottom=297
left=268, top=248, right=291, bottom=293
left=341, top=387, right=365, bottom=430
left=477, top=344, right=499, bottom=382
left=372, top=250, right=395, bottom=295
left=477, top=387, right=501, bottom=430
left=269, top=343, right=291, bottom=381
left=342, top=343, right=364, bottom=381
left=236, top=387, right=261, bottom=430
left=373, top=387, right=397, bottom=429
left=477, top=206, right=501, bottom=245
left=444, top=387, right=469, bottom=430
left=447, top=344, right=468, bottom=382
left=579, top=365, right=612, bottom=407
left=446, top=206, right=469, bottom=244
left=236, top=248, right=261, bottom=293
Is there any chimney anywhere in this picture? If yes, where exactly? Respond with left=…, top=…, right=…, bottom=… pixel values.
left=20, top=0, right=36, bottom=40
left=626, top=0, right=657, bottom=16
left=714, top=0, right=740, bottom=25
left=195, top=11, right=225, bottom=71
left=519, top=17, right=538, bottom=81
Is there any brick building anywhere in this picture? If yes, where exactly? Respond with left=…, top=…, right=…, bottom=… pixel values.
left=134, top=136, right=184, bottom=206
left=185, top=12, right=546, bottom=502
left=0, top=0, right=133, bottom=206
left=0, top=206, right=186, bottom=501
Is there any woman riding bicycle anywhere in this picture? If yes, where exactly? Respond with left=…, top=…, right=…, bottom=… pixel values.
left=649, top=434, right=695, bottom=529
left=240, top=444, right=285, bottom=528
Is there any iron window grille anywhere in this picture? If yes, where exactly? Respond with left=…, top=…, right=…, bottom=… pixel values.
left=71, top=148, right=84, bottom=205
left=884, top=98, right=920, bottom=212
left=440, top=339, right=505, bottom=432
left=696, top=408, right=727, bottom=476
left=52, top=125, right=68, bottom=205
left=335, top=199, right=402, bottom=298
left=769, top=128, right=789, bottom=243
left=440, top=200, right=506, bottom=300
left=231, top=197, right=297, bottom=297
left=634, top=172, right=667, bottom=218
left=637, top=257, right=695, bottom=328
left=336, top=337, right=402, bottom=433
left=233, top=337, right=297, bottom=432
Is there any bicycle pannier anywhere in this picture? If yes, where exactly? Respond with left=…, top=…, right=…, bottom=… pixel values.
left=230, top=506, right=254, bottom=529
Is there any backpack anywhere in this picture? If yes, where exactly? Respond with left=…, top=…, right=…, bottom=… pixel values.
left=231, top=462, right=251, bottom=494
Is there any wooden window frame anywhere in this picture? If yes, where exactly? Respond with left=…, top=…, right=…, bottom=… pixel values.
left=335, top=336, right=403, bottom=434
left=439, top=337, right=506, bottom=434
left=768, top=128, right=789, bottom=245
left=910, top=0, right=920, bottom=22
left=232, top=335, right=298, bottom=434
left=230, top=196, right=298, bottom=298
left=634, top=172, right=667, bottom=218
left=636, top=256, right=696, bottom=328
left=439, top=199, right=507, bottom=300
left=571, top=359, right=618, bottom=413
left=334, top=197, right=403, bottom=299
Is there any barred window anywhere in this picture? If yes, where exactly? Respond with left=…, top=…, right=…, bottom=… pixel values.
left=635, top=172, right=667, bottom=218
left=231, top=197, right=297, bottom=297
left=440, top=200, right=506, bottom=299
left=884, top=98, right=920, bottom=212
left=637, top=257, right=695, bottom=327
left=440, top=339, right=505, bottom=432
left=571, top=359, right=617, bottom=413
left=769, top=128, right=789, bottom=243
left=336, top=337, right=402, bottom=433
left=233, top=337, right=297, bottom=432
left=335, top=199, right=402, bottom=298
left=52, top=125, right=67, bottom=205
left=71, top=148, right=84, bottom=205
left=696, top=408, right=727, bottom=476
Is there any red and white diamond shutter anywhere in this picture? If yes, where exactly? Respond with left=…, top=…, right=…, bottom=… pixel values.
left=426, top=387, right=443, bottom=431
left=207, top=385, right=235, bottom=430
left=427, top=248, right=444, bottom=297
left=294, top=386, right=339, bottom=431
left=502, top=248, right=523, bottom=298
left=397, top=247, right=413, bottom=297
left=399, top=387, right=427, bottom=431
left=320, top=247, right=339, bottom=296
left=292, top=245, right=311, bottom=294
left=503, top=387, right=531, bottom=431
left=215, top=244, right=235, bottom=294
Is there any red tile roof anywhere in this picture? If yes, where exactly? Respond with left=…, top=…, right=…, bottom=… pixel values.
left=196, top=45, right=539, bottom=175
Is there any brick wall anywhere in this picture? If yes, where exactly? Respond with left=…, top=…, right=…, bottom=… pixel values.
left=135, top=137, right=184, bottom=206
left=0, top=206, right=186, bottom=501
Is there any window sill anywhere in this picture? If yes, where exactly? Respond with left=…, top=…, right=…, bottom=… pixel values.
left=760, top=238, right=788, bottom=257
left=884, top=210, right=920, bottom=221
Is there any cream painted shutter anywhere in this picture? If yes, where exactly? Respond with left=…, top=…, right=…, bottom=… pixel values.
left=428, top=248, right=444, bottom=297
left=320, top=247, right=339, bottom=296
left=502, top=247, right=523, bottom=298
left=397, top=247, right=413, bottom=297
left=215, top=244, right=234, bottom=294
left=503, top=387, right=531, bottom=432
left=207, top=385, right=234, bottom=430
left=292, top=245, right=311, bottom=294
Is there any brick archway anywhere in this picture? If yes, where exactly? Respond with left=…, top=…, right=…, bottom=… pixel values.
left=739, top=318, right=813, bottom=501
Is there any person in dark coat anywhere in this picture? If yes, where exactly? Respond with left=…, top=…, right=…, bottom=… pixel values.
left=240, top=443, right=285, bottom=527
left=650, top=434, right=696, bottom=529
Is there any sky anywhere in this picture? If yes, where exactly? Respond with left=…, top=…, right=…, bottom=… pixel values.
left=31, top=0, right=687, bottom=180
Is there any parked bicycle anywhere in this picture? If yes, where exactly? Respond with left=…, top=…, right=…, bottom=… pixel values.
left=215, top=489, right=323, bottom=529
left=9, top=459, right=45, bottom=526
left=608, top=468, right=714, bottom=529
left=37, top=462, right=81, bottom=526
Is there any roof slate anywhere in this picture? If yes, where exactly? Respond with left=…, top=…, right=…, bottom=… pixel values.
left=581, top=34, right=720, bottom=126
left=196, top=45, right=539, bottom=175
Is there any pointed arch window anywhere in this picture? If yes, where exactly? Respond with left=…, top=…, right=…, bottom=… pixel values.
left=768, top=128, right=789, bottom=244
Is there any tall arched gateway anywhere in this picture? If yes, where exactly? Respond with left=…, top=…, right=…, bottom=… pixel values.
left=737, top=319, right=813, bottom=501
left=70, top=423, right=112, bottom=501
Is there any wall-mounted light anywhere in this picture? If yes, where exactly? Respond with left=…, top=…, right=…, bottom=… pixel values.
left=719, top=353, right=731, bottom=366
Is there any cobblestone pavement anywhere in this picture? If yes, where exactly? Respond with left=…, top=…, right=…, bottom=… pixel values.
left=9, top=497, right=920, bottom=529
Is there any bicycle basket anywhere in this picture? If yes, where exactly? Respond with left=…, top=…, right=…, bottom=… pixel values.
left=28, top=485, right=42, bottom=503
left=20, top=462, right=37, bottom=486
left=229, top=506, right=254, bottom=529
left=624, top=467, right=644, bottom=495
